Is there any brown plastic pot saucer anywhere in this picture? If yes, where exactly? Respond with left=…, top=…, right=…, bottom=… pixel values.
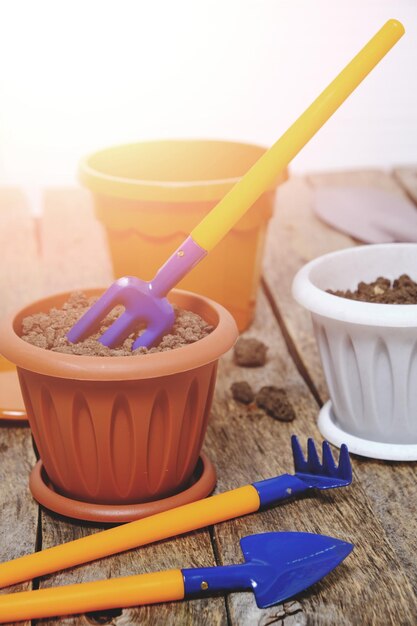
left=29, top=453, right=216, bottom=523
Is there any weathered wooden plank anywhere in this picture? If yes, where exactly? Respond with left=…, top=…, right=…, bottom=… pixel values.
left=40, top=188, right=113, bottom=296
left=0, top=428, right=38, bottom=563
left=0, top=427, right=38, bottom=626
left=207, top=289, right=417, bottom=624
left=0, top=188, right=40, bottom=625
left=0, top=188, right=41, bottom=318
left=263, top=173, right=417, bottom=599
left=393, top=167, right=417, bottom=205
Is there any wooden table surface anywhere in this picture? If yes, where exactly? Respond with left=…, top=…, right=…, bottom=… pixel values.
left=1, top=168, right=417, bottom=625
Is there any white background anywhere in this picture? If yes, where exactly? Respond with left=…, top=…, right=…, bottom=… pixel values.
left=0, top=0, right=415, bottom=194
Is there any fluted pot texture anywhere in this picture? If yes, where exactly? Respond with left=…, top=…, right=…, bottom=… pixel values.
left=292, top=243, right=417, bottom=446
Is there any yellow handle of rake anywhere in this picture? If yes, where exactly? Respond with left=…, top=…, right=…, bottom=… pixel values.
left=0, top=485, right=260, bottom=588
left=191, top=19, right=404, bottom=251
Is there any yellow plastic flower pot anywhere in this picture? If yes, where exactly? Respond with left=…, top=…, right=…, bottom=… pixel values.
left=80, top=140, right=287, bottom=331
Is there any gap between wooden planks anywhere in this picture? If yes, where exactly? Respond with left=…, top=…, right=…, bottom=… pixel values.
left=263, top=171, right=417, bottom=607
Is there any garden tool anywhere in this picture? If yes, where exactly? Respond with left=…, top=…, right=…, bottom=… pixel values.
left=67, top=19, right=404, bottom=349
left=313, top=186, right=417, bottom=243
left=0, top=436, right=352, bottom=588
left=0, top=531, right=353, bottom=621
left=0, top=357, right=26, bottom=421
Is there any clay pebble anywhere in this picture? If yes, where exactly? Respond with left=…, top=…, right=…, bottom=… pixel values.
left=233, top=337, right=268, bottom=367
left=255, top=386, right=296, bottom=422
left=231, top=381, right=255, bottom=405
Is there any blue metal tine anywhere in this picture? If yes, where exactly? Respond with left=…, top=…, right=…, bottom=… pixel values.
left=291, top=435, right=308, bottom=473
left=322, top=441, right=338, bottom=476
left=307, top=437, right=322, bottom=473
left=338, top=444, right=352, bottom=482
left=252, top=436, right=352, bottom=508
left=291, top=435, right=352, bottom=483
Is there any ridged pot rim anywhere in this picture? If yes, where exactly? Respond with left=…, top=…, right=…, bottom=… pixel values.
left=292, top=243, right=417, bottom=328
left=0, top=288, right=238, bottom=380
left=80, top=139, right=288, bottom=203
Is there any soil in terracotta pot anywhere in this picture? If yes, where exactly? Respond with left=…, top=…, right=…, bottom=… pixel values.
left=327, top=274, right=417, bottom=304
left=21, top=292, right=214, bottom=356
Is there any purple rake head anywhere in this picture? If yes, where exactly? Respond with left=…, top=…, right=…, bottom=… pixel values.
left=66, top=277, right=176, bottom=350
left=66, top=236, right=207, bottom=350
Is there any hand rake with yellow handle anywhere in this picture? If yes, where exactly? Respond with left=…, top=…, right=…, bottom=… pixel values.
left=0, top=436, right=351, bottom=589
left=67, top=19, right=404, bottom=349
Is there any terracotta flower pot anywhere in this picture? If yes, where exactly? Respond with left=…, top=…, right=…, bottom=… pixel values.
left=80, top=140, right=287, bottom=331
left=0, top=289, right=237, bottom=513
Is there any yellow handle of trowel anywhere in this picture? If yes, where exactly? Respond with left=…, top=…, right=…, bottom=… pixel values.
left=0, top=570, right=185, bottom=622
left=191, top=19, right=405, bottom=251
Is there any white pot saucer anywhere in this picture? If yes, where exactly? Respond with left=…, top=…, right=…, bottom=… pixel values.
left=318, top=401, right=417, bottom=462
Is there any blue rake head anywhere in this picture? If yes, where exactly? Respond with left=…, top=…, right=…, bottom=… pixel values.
left=292, top=435, right=352, bottom=489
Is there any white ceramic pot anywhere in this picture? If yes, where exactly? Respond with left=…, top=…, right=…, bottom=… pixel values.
left=292, top=243, right=417, bottom=461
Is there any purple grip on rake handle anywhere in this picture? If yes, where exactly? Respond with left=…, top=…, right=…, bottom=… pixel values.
left=151, top=236, right=207, bottom=298
left=66, top=237, right=207, bottom=349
